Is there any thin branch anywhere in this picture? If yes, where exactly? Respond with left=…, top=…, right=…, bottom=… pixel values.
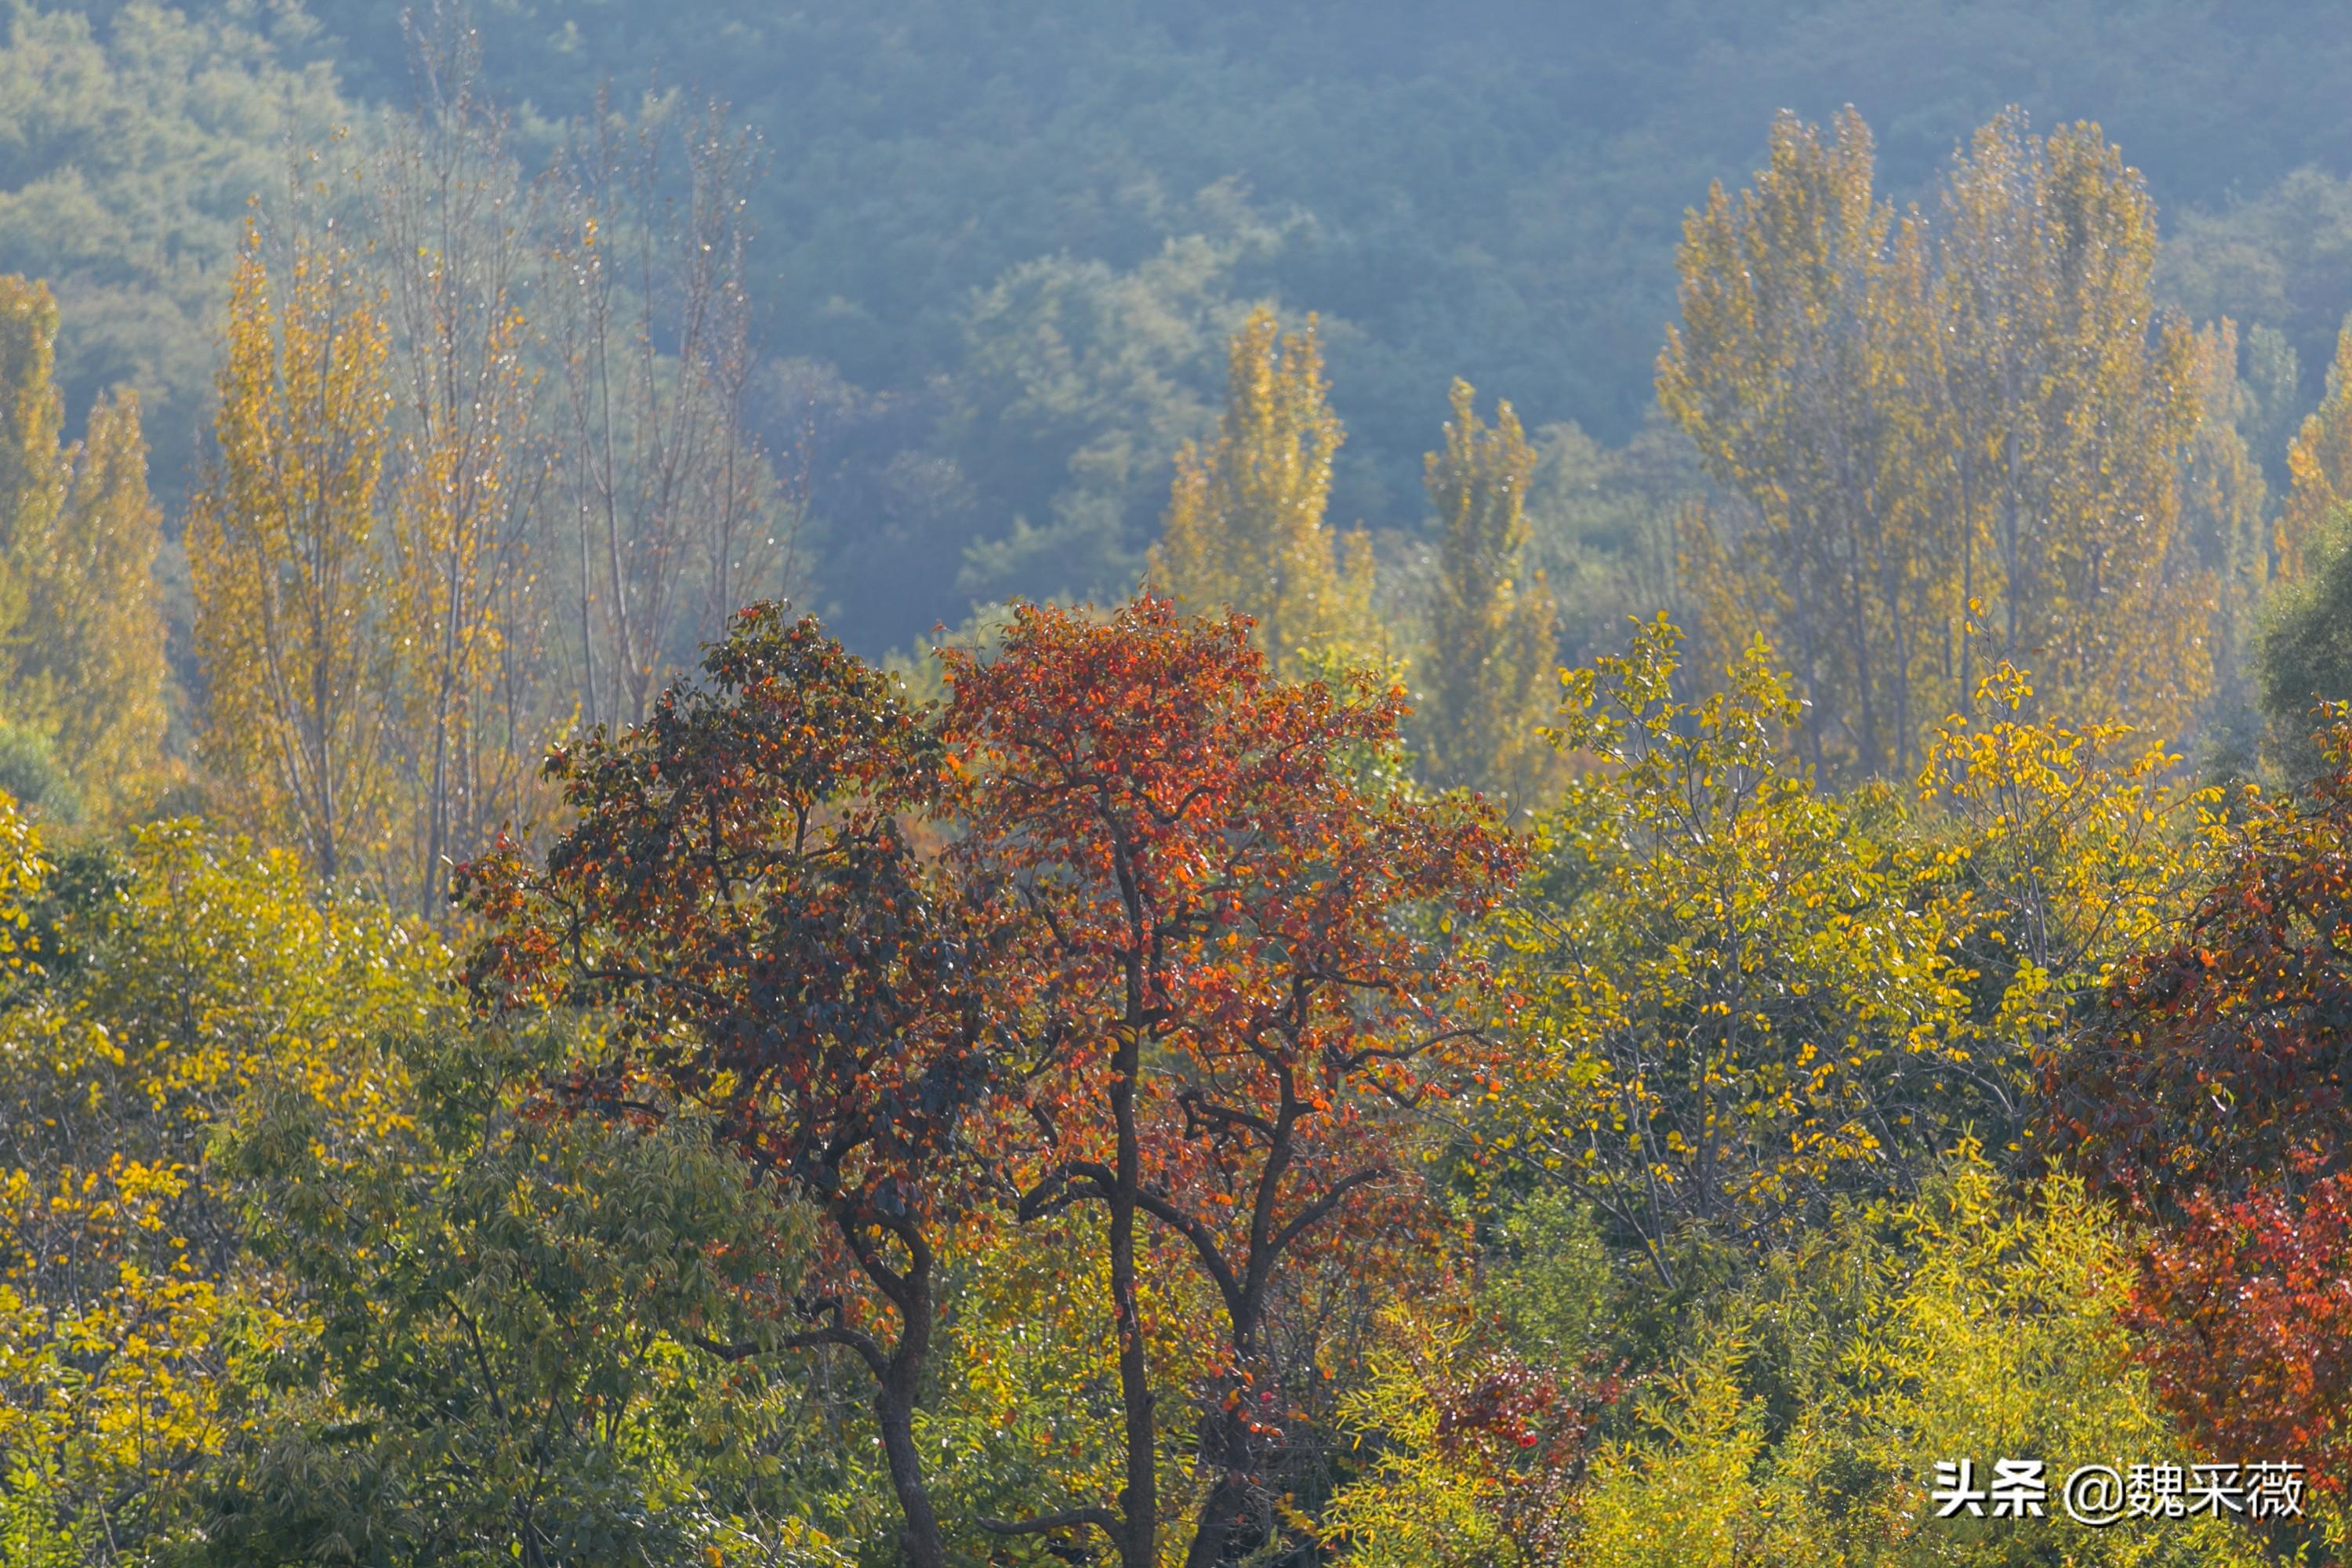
left=1269, top=1167, right=1387, bottom=1258
left=977, top=1506, right=1123, bottom=1540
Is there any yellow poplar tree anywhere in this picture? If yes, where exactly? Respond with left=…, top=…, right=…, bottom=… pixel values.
left=2176, top=320, right=2271, bottom=743
left=0, top=279, right=169, bottom=813
left=1150, top=307, right=1377, bottom=675
left=1421, top=378, right=1559, bottom=808
left=1935, top=111, right=2208, bottom=744
left=377, top=34, right=551, bottom=919
left=30, top=390, right=171, bottom=810
left=2280, top=320, right=2352, bottom=585
left=189, top=223, right=394, bottom=882
left=0, top=278, right=61, bottom=713
left=1662, top=107, right=2213, bottom=779
left=1658, top=109, right=1955, bottom=781
left=0, top=279, right=59, bottom=525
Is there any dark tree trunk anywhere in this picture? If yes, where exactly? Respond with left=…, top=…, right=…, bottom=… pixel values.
left=1110, top=1023, right=1160, bottom=1568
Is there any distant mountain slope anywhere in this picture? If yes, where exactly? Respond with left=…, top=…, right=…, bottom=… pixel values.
left=14, top=1, right=2352, bottom=645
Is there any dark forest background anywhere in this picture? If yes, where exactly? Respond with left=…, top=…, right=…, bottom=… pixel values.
left=13, top=0, right=2352, bottom=655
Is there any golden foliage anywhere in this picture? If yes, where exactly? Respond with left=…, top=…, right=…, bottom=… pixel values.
left=188, top=223, right=395, bottom=881
left=0, top=814, right=442, bottom=1558
left=31, top=390, right=172, bottom=813
left=2176, top=320, right=2273, bottom=725
left=1566, top=1158, right=2272, bottom=1568
left=0, top=280, right=170, bottom=814
left=1662, top=107, right=2214, bottom=775
left=1421, top=378, right=1560, bottom=811
left=1319, top=1301, right=1530, bottom=1568
left=0, top=277, right=61, bottom=604
left=1150, top=307, right=1377, bottom=676
left=2281, top=318, right=2352, bottom=584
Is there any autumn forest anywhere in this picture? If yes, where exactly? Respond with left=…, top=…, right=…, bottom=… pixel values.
left=5, top=2, right=2352, bottom=1565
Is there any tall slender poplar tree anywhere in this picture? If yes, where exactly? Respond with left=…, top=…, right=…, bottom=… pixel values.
left=34, top=390, right=171, bottom=808
left=1659, top=109, right=1951, bottom=779
left=1421, top=378, right=1558, bottom=808
left=1151, top=307, right=1377, bottom=677
left=1663, top=107, right=2213, bottom=775
left=2280, top=321, right=2352, bottom=586
left=377, top=14, right=551, bottom=916
left=0, top=278, right=169, bottom=813
left=189, top=223, right=395, bottom=881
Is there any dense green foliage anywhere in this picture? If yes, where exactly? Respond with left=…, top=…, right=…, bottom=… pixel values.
left=0, top=2, right=351, bottom=503
left=2260, top=519, right=2352, bottom=777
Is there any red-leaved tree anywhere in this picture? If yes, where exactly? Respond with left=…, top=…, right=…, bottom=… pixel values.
left=2049, top=716, right=2352, bottom=1502
left=459, top=604, right=1011, bottom=1568
left=941, top=597, right=1523, bottom=1567
left=2125, top=1164, right=2352, bottom=1498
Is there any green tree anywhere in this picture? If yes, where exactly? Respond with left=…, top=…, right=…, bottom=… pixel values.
left=1476, top=615, right=2213, bottom=1283
left=0, top=807, right=848, bottom=1567
left=1563, top=1157, right=2270, bottom=1568
left=1420, top=378, right=1559, bottom=811
left=1481, top=617, right=1980, bottom=1277
left=194, top=1021, right=828, bottom=1568
left=948, top=209, right=1288, bottom=609
left=1519, top=414, right=1700, bottom=664
left=0, top=819, right=445, bottom=1564
left=0, top=2, right=360, bottom=513
left=2260, top=515, right=2352, bottom=779
left=0, top=721, right=79, bottom=823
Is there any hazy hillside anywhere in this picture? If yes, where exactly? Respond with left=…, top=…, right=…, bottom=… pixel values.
left=11, top=0, right=2352, bottom=647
